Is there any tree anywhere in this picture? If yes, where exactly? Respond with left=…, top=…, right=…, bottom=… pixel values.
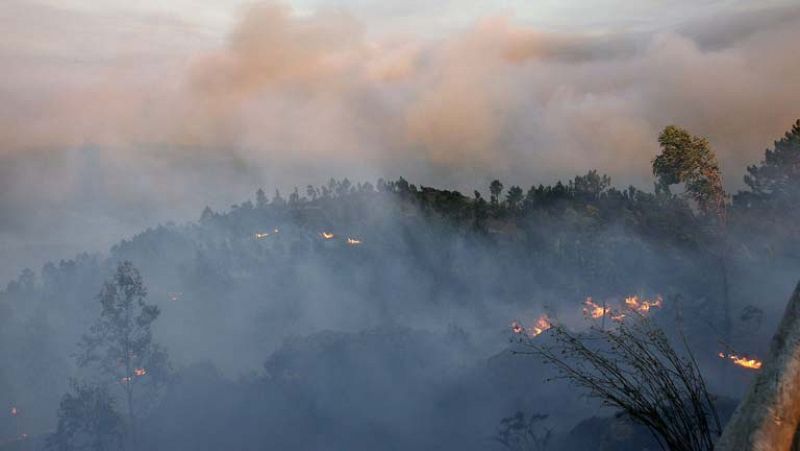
left=742, top=119, right=800, bottom=202
left=271, top=189, right=286, bottom=207
left=255, top=188, right=268, bottom=209
left=652, top=126, right=726, bottom=222
left=306, top=185, right=318, bottom=201
left=652, top=125, right=730, bottom=339
left=47, top=382, right=124, bottom=451
left=289, top=187, right=301, bottom=206
left=77, top=261, right=169, bottom=445
left=473, top=190, right=488, bottom=232
left=505, top=186, right=524, bottom=212
left=571, top=170, right=611, bottom=202
left=735, top=120, right=800, bottom=231
left=521, top=318, right=721, bottom=451
left=199, top=206, right=215, bottom=224
left=490, top=180, right=504, bottom=206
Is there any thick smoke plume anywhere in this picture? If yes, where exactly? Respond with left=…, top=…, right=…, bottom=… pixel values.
left=1, top=1, right=799, bottom=280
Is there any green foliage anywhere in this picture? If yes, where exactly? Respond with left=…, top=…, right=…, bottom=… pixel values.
left=490, top=180, right=504, bottom=205
left=740, top=119, right=800, bottom=205
left=505, top=186, right=524, bottom=211
left=78, top=262, right=170, bottom=424
left=47, top=382, right=123, bottom=451
left=653, top=125, right=727, bottom=221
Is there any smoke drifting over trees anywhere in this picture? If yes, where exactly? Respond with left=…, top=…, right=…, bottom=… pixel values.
left=2, top=0, right=800, bottom=448
left=2, top=1, right=800, bottom=281
left=1, top=121, right=799, bottom=449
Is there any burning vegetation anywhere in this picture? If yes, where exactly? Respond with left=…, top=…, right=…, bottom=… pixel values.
left=255, top=228, right=280, bottom=239
left=511, top=314, right=552, bottom=338
left=718, top=352, right=762, bottom=370
left=582, top=295, right=663, bottom=323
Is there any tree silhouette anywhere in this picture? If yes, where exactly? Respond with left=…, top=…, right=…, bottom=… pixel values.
left=77, top=261, right=169, bottom=446
left=47, top=382, right=123, bottom=451
left=490, top=180, right=504, bottom=206
left=652, top=125, right=730, bottom=339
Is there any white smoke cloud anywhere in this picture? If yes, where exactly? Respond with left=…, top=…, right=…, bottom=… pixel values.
left=1, top=0, right=799, bottom=280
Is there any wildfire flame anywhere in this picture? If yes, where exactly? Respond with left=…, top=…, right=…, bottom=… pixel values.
left=321, top=232, right=335, bottom=239
left=511, top=314, right=552, bottom=338
left=624, top=295, right=663, bottom=314
left=134, top=368, right=147, bottom=377
left=610, top=312, right=626, bottom=322
left=583, top=295, right=663, bottom=322
left=346, top=238, right=362, bottom=246
left=718, top=352, right=762, bottom=370
left=582, top=298, right=608, bottom=319
left=530, top=314, right=552, bottom=337
left=10, top=406, right=18, bottom=416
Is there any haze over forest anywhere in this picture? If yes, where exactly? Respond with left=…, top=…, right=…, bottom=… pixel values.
left=2, top=0, right=800, bottom=280
left=1, top=1, right=800, bottom=450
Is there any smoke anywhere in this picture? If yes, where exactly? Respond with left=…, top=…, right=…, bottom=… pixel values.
left=1, top=1, right=800, bottom=280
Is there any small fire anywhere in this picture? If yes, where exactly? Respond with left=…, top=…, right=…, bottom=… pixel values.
left=346, top=238, right=362, bottom=246
left=321, top=232, right=335, bottom=239
left=582, top=295, right=663, bottom=322
left=719, top=352, right=763, bottom=370
left=134, top=368, right=147, bottom=377
left=511, top=314, right=552, bottom=338
left=530, top=314, right=552, bottom=337
left=624, top=295, right=663, bottom=314
left=10, top=406, right=18, bottom=416
left=610, top=312, right=626, bottom=322
left=582, top=298, right=608, bottom=319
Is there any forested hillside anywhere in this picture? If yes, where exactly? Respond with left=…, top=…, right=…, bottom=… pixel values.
left=1, top=122, right=799, bottom=450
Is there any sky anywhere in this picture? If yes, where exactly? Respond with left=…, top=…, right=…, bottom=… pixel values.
left=1, top=0, right=799, bottom=281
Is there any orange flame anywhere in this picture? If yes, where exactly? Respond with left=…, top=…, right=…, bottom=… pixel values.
left=719, top=352, right=762, bottom=370
left=583, top=295, right=663, bottom=322
left=624, top=295, right=663, bottom=314
left=610, top=312, right=626, bottom=322
left=321, top=232, right=335, bottom=239
left=530, top=314, right=552, bottom=337
left=347, top=238, right=362, bottom=246
left=582, top=298, right=608, bottom=319
left=134, top=368, right=147, bottom=377
left=511, top=314, right=552, bottom=338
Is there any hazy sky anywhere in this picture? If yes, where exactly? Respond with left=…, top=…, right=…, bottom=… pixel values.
left=1, top=0, right=799, bottom=281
